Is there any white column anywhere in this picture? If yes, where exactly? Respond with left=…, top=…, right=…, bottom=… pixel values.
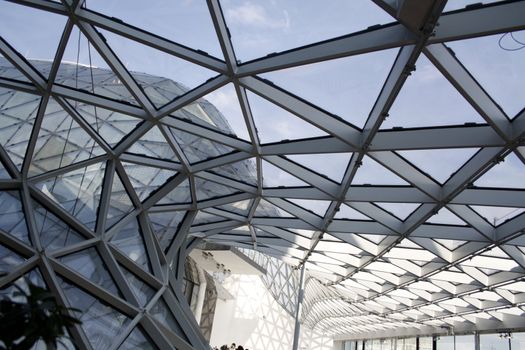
left=194, top=266, right=207, bottom=325
left=292, top=264, right=306, bottom=350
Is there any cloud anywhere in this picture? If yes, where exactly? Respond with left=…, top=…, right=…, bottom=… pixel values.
left=226, top=2, right=290, bottom=29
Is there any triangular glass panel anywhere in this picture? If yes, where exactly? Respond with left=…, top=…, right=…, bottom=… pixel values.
left=194, top=178, right=240, bottom=201
left=110, top=219, right=151, bottom=273
left=29, top=98, right=105, bottom=176
left=262, top=160, right=309, bottom=187
left=0, top=56, right=30, bottom=82
left=470, top=205, right=525, bottom=226
left=288, top=199, right=331, bottom=217
left=120, top=265, right=156, bottom=307
left=33, top=200, right=84, bottom=250
left=0, top=87, right=40, bottom=169
left=192, top=211, right=227, bottom=226
left=375, top=202, right=421, bottom=221
left=168, top=127, right=235, bottom=164
left=57, top=26, right=139, bottom=105
left=381, top=55, right=486, bottom=129
left=0, top=160, right=10, bottom=178
left=0, top=268, right=45, bottom=301
left=149, top=298, right=187, bottom=340
left=0, top=243, right=26, bottom=275
left=435, top=239, right=467, bottom=251
left=447, top=30, right=525, bottom=118
left=352, top=156, right=409, bottom=185
left=126, top=126, right=178, bottom=161
left=107, top=170, right=134, bottom=230
left=254, top=199, right=293, bottom=218
left=156, top=179, right=191, bottom=205
left=221, top=0, right=393, bottom=61
left=199, top=83, right=251, bottom=140
left=73, top=101, right=142, bottom=148
left=397, top=149, right=478, bottom=184
left=0, top=191, right=29, bottom=245
left=99, top=28, right=216, bottom=108
left=474, top=152, right=525, bottom=189
left=247, top=91, right=328, bottom=143
left=217, top=199, right=253, bottom=216
left=262, top=49, right=398, bottom=128
left=425, top=207, right=467, bottom=225
left=60, top=247, right=120, bottom=295
left=209, top=158, right=258, bottom=186
left=0, top=1, right=67, bottom=77
left=148, top=211, right=186, bottom=251
left=58, top=277, right=131, bottom=350
left=121, top=161, right=177, bottom=202
left=35, top=162, right=106, bottom=230
left=119, top=327, right=157, bottom=350
left=286, top=153, right=351, bottom=183
left=334, top=204, right=373, bottom=220
left=88, top=0, right=223, bottom=59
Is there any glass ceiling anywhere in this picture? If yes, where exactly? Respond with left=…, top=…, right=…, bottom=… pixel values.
left=1, top=0, right=525, bottom=348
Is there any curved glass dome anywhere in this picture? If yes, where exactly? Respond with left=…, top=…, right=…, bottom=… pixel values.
left=1, top=0, right=525, bottom=349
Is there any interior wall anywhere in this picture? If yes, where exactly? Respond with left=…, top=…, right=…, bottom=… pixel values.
left=209, top=274, right=333, bottom=350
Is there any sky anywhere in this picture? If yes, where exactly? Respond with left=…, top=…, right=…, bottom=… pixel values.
left=0, top=0, right=524, bottom=225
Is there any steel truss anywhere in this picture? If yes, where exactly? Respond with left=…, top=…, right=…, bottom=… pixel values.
left=0, top=0, right=525, bottom=348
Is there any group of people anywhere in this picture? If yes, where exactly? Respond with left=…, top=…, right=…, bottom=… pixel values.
left=213, top=343, right=247, bottom=350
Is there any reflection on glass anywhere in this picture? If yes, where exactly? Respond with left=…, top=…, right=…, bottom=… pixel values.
left=119, top=327, right=157, bottom=350
left=59, top=277, right=130, bottom=350
left=60, top=247, right=120, bottom=295
left=481, top=333, right=509, bottom=350
left=110, top=219, right=151, bottom=272
left=0, top=191, right=29, bottom=244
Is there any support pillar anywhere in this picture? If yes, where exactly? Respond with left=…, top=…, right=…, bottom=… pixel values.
left=292, top=263, right=306, bottom=350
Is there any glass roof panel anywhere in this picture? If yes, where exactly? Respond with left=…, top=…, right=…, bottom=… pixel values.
left=0, top=88, right=40, bottom=170
left=201, top=83, right=251, bottom=141
left=397, top=148, right=478, bottom=184
left=474, top=152, right=525, bottom=189
left=0, top=242, right=25, bottom=275
left=352, top=155, right=409, bottom=185
left=426, top=207, right=467, bottom=225
left=126, top=126, right=178, bottom=161
left=121, top=161, right=177, bottom=202
left=374, top=202, right=420, bottom=221
left=156, top=179, right=192, bottom=205
left=99, top=29, right=217, bottom=108
left=286, top=153, right=352, bottom=183
left=381, top=55, right=485, bottom=129
left=110, top=218, right=151, bottom=273
left=0, top=191, right=29, bottom=245
left=247, top=91, right=328, bottom=143
left=335, top=204, right=373, bottom=221
left=287, top=198, right=331, bottom=217
left=148, top=210, right=185, bottom=251
left=121, top=265, right=156, bottom=307
left=29, top=98, right=105, bottom=176
left=33, top=200, right=84, bottom=250
left=470, top=205, right=525, bottom=226
left=0, top=56, right=30, bottom=82
left=447, top=30, right=525, bottom=118
left=106, top=170, right=134, bottom=229
left=221, top=0, right=393, bottom=62
left=262, top=49, right=397, bottom=128
left=262, top=159, right=309, bottom=187
left=60, top=247, right=120, bottom=295
left=0, top=1, right=67, bottom=77
left=35, top=162, right=106, bottom=230
left=87, top=0, right=223, bottom=58
left=73, top=102, right=142, bottom=148
left=58, top=277, right=131, bottom=350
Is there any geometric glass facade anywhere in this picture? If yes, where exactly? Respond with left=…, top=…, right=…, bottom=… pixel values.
left=1, top=0, right=525, bottom=349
